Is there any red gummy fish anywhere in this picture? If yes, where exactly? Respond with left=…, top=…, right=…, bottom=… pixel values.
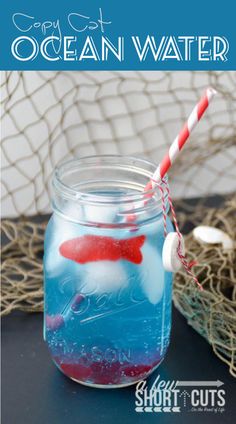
left=59, top=234, right=146, bottom=265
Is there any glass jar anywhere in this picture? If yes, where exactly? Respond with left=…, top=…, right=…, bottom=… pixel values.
left=44, top=155, right=173, bottom=388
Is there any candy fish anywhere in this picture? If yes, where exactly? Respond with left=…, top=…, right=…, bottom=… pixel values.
left=59, top=234, right=146, bottom=264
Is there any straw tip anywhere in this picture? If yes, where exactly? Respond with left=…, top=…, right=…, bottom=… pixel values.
left=207, top=87, right=218, bottom=98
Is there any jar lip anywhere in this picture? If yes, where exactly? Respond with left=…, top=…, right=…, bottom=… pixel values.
left=52, top=154, right=168, bottom=205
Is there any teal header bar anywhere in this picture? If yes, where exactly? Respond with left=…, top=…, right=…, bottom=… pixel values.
left=0, top=0, right=235, bottom=70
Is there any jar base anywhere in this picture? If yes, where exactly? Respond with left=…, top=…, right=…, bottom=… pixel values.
left=63, top=358, right=164, bottom=389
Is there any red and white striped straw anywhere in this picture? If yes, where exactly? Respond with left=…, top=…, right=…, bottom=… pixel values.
left=127, top=87, right=217, bottom=225
left=151, top=87, right=217, bottom=185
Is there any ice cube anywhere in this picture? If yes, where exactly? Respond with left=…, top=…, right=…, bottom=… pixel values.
left=44, top=214, right=83, bottom=276
left=139, top=243, right=164, bottom=304
left=83, top=204, right=119, bottom=224
left=63, top=202, right=84, bottom=222
left=82, top=261, right=127, bottom=294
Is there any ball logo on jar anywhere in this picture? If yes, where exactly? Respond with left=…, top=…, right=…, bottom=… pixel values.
left=59, top=277, right=147, bottom=326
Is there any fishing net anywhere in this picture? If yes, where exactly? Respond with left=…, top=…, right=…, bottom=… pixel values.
left=174, top=195, right=236, bottom=378
left=1, top=71, right=236, bottom=216
left=1, top=71, right=236, bottom=376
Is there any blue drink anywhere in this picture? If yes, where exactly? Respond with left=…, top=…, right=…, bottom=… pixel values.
left=44, top=156, right=173, bottom=387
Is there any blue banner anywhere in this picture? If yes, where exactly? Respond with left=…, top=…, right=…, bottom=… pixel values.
left=0, top=0, right=235, bottom=70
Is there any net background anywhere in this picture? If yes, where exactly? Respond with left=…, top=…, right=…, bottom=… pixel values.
left=1, top=71, right=236, bottom=217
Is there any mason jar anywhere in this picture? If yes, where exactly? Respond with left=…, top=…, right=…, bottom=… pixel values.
left=44, top=155, right=173, bottom=388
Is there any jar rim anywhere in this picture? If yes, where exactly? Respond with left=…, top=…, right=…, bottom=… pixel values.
left=52, top=154, right=167, bottom=206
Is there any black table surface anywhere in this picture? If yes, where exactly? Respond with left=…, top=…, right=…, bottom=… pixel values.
left=2, top=307, right=236, bottom=424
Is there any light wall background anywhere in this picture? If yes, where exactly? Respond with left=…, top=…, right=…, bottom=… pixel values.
left=1, top=71, right=236, bottom=217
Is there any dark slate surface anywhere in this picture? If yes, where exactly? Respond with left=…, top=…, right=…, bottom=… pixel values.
left=2, top=308, right=235, bottom=424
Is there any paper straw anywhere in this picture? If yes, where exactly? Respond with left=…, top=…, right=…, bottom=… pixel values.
left=150, top=87, right=217, bottom=185
left=127, top=87, right=217, bottom=224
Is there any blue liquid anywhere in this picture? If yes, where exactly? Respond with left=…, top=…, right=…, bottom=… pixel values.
left=44, top=209, right=173, bottom=386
